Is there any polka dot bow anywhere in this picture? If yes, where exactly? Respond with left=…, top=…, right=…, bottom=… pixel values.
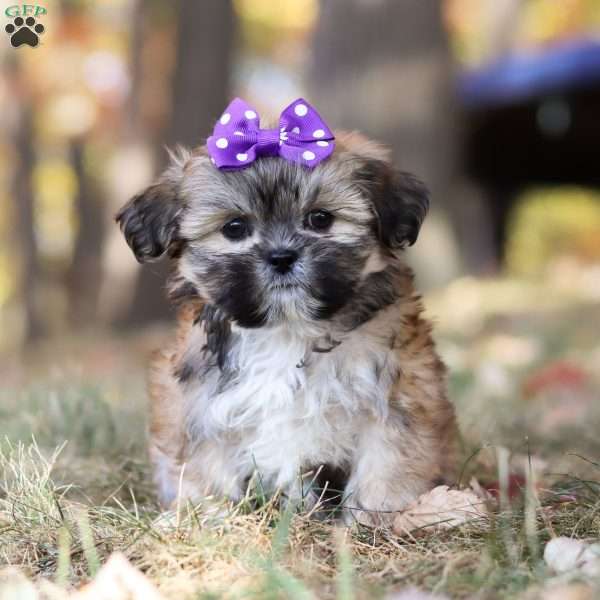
left=207, top=97, right=335, bottom=170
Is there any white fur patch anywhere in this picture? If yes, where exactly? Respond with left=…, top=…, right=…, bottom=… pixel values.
left=183, top=323, right=398, bottom=496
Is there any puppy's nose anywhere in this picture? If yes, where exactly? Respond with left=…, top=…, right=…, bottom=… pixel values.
left=268, top=249, right=298, bottom=274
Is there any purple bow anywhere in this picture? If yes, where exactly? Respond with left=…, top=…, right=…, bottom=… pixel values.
left=207, top=97, right=335, bottom=170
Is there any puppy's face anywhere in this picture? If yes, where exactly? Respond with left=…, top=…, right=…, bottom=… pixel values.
left=117, top=132, right=429, bottom=329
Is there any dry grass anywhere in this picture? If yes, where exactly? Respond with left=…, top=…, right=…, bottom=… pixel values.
left=1, top=275, right=600, bottom=599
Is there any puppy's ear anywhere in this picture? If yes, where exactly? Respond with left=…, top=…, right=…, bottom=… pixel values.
left=356, top=158, right=430, bottom=249
left=116, top=155, right=186, bottom=263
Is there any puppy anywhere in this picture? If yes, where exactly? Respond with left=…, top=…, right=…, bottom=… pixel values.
left=116, top=116, right=456, bottom=526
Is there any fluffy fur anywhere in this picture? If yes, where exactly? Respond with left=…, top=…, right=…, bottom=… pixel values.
left=116, top=130, right=456, bottom=526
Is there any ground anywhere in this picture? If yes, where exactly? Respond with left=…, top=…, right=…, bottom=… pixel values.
left=1, top=273, right=600, bottom=599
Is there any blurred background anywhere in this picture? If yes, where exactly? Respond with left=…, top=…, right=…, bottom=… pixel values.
left=1, top=0, right=600, bottom=460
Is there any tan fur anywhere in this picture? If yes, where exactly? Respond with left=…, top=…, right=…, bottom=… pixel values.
left=147, top=304, right=196, bottom=502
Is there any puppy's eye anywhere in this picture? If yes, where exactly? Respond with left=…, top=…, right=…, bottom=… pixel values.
left=305, top=209, right=334, bottom=232
left=222, top=217, right=250, bottom=241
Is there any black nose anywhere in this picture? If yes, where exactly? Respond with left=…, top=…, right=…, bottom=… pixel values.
left=268, top=249, right=298, bottom=274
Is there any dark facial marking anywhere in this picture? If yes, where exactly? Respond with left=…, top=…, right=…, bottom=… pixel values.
left=205, top=254, right=267, bottom=328
left=308, top=243, right=363, bottom=320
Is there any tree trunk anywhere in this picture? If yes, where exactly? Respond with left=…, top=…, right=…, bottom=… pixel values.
left=66, top=139, right=105, bottom=328
left=310, top=0, right=495, bottom=278
left=124, top=0, right=146, bottom=140
left=122, top=0, right=235, bottom=327
left=12, top=104, right=44, bottom=341
left=166, top=0, right=235, bottom=148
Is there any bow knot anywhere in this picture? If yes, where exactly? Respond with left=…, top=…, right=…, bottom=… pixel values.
left=207, top=98, right=335, bottom=170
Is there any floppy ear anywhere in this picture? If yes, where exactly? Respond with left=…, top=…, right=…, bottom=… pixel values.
left=116, top=161, right=185, bottom=263
left=356, top=158, right=430, bottom=249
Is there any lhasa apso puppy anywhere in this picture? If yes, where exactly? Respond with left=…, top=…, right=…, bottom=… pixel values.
left=116, top=98, right=456, bottom=526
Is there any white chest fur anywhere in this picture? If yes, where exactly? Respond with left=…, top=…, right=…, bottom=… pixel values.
left=183, top=323, right=398, bottom=492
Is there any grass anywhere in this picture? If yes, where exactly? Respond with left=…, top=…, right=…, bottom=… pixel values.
left=1, top=275, right=600, bottom=598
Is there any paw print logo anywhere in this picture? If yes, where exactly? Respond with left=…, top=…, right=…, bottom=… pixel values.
left=5, top=16, right=45, bottom=48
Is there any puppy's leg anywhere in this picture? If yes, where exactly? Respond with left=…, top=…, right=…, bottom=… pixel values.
left=343, top=418, right=429, bottom=527
left=149, top=349, right=246, bottom=508
left=148, top=303, right=249, bottom=509
left=344, top=401, right=456, bottom=527
left=148, top=347, right=190, bottom=507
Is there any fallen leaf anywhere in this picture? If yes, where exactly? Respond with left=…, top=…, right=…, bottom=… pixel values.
left=544, top=537, right=600, bottom=576
left=72, top=553, right=165, bottom=600
left=393, top=485, right=488, bottom=537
